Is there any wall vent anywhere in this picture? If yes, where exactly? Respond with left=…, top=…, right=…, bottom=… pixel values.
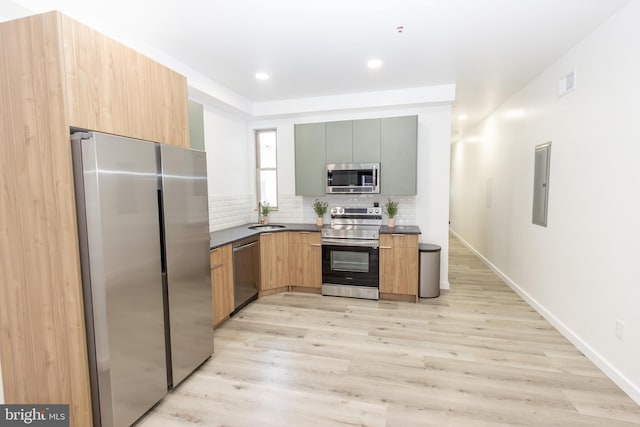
left=559, top=69, right=576, bottom=97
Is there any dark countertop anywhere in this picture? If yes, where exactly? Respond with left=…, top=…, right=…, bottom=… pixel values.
left=210, top=223, right=325, bottom=249
left=379, top=225, right=422, bottom=235
left=210, top=222, right=422, bottom=249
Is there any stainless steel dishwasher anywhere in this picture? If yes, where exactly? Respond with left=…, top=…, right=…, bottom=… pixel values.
left=232, top=236, right=260, bottom=314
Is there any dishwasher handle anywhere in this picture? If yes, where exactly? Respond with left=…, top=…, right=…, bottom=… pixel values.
left=233, top=240, right=258, bottom=252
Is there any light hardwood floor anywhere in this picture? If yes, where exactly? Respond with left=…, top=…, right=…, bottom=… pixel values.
left=140, top=234, right=640, bottom=426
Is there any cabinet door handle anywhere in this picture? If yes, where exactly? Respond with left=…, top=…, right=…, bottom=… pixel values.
left=309, top=243, right=321, bottom=247
left=210, top=262, right=224, bottom=269
left=391, top=234, right=406, bottom=237
left=298, top=231, right=311, bottom=234
left=379, top=246, right=392, bottom=249
left=261, top=233, right=273, bottom=236
left=210, top=248, right=220, bottom=253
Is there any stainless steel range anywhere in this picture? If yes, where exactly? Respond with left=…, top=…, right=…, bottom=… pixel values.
left=321, top=206, right=382, bottom=300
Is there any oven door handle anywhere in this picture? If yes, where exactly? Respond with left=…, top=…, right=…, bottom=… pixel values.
left=321, top=238, right=379, bottom=248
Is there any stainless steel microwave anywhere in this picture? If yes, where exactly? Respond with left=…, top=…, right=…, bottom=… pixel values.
left=326, top=163, right=380, bottom=194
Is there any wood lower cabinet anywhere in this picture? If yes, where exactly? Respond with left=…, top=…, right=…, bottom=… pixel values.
left=210, top=244, right=233, bottom=328
left=0, top=12, right=189, bottom=426
left=289, top=231, right=322, bottom=288
left=380, top=234, right=419, bottom=298
left=260, top=232, right=290, bottom=291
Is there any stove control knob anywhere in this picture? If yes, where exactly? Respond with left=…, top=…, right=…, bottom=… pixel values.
left=338, top=207, right=344, bottom=214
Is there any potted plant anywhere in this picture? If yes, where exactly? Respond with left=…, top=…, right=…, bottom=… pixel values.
left=383, top=198, right=399, bottom=228
left=260, top=201, right=271, bottom=224
left=312, top=199, right=329, bottom=226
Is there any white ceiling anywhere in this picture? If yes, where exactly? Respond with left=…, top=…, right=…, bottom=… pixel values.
left=3, top=0, right=629, bottom=136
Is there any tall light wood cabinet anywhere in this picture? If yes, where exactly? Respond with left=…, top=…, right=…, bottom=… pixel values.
left=211, top=245, right=234, bottom=328
left=289, top=231, right=322, bottom=288
left=0, top=12, right=189, bottom=426
left=61, top=14, right=189, bottom=146
left=380, top=234, right=419, bottom=298
left=260, top=232, right=290, bottom=291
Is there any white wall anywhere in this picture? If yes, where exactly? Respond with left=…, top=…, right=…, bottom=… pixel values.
left=450, top=0, right=640, bottom=404
left=202, top=104, right=255, bottom=230
left=250, top=105, right=452, bottom=289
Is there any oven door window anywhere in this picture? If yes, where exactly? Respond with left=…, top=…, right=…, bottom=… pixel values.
left=331, top=250, right=369, bottom=272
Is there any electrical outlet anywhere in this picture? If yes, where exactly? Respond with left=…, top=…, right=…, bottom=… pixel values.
left=615, top=320, right=624, bottom=341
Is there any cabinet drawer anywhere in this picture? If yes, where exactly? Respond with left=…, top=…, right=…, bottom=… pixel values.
left=380, top=234, right=418, bottom=249
left=210, top=246, right=224, bottom=266
left=290, top=231, right=321, bottom=246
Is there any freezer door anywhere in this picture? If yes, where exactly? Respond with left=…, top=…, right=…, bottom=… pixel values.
left=72, top=132, right=167, bottom=427
left=160, top=145, right=213, bottom=387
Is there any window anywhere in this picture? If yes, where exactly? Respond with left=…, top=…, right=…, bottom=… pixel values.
left=256, top=129, right=278, bottom=209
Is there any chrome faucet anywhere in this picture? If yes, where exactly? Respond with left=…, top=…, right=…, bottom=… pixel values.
left=257, top=202, right=261, bottom=224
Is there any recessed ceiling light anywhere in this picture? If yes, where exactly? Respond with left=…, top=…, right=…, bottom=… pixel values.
left=255, top=72, right=269, bottom=80
left=367, top=59, right=382, bottom=69
left=458, top=114, right=468, bottom=121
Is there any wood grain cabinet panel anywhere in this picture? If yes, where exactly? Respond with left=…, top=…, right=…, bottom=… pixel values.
left=60, top=14, right=189, bottom=147
left=260, top=232, right=290, bottom=291
left=380, top=234, right=419, bottom=297
left=0, top=11, right=190, bottom=426
left=289, top=232, right=322, bottom=288
left=210, top=245, right=233, bottom=328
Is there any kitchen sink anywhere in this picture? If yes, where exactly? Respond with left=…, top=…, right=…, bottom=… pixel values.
left=248, top=224, right=286, bottom=231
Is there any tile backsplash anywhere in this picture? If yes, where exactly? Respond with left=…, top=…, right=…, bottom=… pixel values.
left=208, top=194, right=255, bottom=231
left=209, top=193, right=417, bottom=231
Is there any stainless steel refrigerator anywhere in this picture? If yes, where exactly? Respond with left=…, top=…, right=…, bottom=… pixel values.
left=72, top=132, right=214, bottom=427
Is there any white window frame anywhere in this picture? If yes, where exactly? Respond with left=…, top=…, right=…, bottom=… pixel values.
left=255, top=128, right=278, bottom=210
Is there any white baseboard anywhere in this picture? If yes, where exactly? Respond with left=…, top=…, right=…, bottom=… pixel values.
left=440, top=281, right=450, bottom=290
left=449, top=228, right=640, bottom=406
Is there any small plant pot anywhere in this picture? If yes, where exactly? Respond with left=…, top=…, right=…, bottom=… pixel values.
left=387, top=218, right=395, bottom=228
left=261, top=215, right=269, bottom=225
left=316, top=217, right=323, bottom=226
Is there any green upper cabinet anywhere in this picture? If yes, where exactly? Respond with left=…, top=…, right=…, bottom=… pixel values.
left=380, top=115, right=418, bottom=195
left=188, top=99, right=205, bottom=151
left=353, top=119, right=381, bottom=163
left=325, top=120, right=353, bottom=163
left=295, top=123, right=326, bottom=196
left=294, top=115, right=417, bottom=196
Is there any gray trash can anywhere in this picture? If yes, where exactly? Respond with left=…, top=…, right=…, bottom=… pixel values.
left=419, top=243, right=441, bottom=298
